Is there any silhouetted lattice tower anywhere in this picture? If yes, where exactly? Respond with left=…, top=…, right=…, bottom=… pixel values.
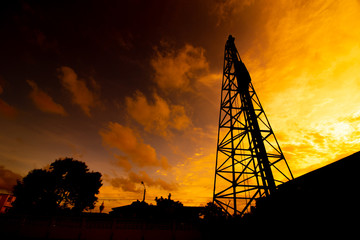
left=213, top=35, right=293, bottom=216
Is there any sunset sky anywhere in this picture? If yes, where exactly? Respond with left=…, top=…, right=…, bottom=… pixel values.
left=1, top=0, right=360, bottom=212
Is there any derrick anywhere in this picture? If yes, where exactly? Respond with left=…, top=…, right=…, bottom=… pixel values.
left=213, top=35, right=293, bottom=216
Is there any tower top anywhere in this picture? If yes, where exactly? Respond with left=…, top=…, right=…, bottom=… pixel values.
left=225, top=35, right=251, bottom=90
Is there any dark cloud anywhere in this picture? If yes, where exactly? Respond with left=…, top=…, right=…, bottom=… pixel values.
left=109, top=171, right=177, bottom=193
left=110, top=175, right=137, bottom=193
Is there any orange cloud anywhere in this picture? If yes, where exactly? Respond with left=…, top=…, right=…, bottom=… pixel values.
left=57, top=66, right=98, bottom=117
left=280, top=112, right=360, bottom=176
left=99, top=122, right=170, bottom=170
left=149, top=42, right=222, bottom=131
left=151, top=44, right=209, bottom=91
left=237, top=0, right=360, bottom=177
left=27, top=80, right=67, bottom=116
left=125, top=91, right=191, bottom=137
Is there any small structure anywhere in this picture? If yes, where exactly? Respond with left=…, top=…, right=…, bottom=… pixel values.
left=99, top=201, right=105, bottom=213
left=0, top=194, right=16, bottom=214
left=110, top=195, right=203, bottom=222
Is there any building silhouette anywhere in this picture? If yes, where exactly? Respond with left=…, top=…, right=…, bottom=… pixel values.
left=0, top=194, right=15, bottom=214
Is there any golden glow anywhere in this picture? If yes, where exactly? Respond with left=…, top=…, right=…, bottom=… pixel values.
left=241, top=0, right=360, bottom=175
left=2, top=1, right=360, bottom=212
left=97, top=1, right=360, bottom=210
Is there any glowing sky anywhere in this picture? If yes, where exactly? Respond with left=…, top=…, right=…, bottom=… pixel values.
left=1, top=0, right=360, bottom=212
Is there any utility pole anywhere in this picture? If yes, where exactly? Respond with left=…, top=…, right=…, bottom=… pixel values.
left=141, top=181, right=146, bottom=202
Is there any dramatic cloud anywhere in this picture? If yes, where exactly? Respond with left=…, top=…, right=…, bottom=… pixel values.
left=148, top=43, right=221, bottom=136
left=2, top=0, right=360, bottom=211
left=27, top=80, right=67, bottom=116
left=151, top=44, right=209, bottom=91
left=58, top=66, right=98, bottom=117
left=99, top=122, right=170, bottom=170
left=280, top=112, right=360, bottom=176
left=242, top=0, right=360, bottom=177
left=109, top=175, right=137, bottom=192
left=125, top=91, right=191, bottom=137
left=0, top=165, right=22, bottom=193
left=109, top=171, right=177, bottom=193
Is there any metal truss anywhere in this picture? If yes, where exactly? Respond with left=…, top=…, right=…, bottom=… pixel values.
left=213, top=35, right=293, bottom=216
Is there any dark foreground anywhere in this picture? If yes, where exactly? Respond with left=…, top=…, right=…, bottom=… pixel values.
left=0, top=211, right=357, bottom=240
left=1, top=152, right=360, bottom=239
left=0, top=215, right=204, bottom=240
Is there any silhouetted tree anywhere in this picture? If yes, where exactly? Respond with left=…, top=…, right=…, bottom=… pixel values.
left=12, top=158, right=102, bottom=215
left=200, top=202, right=226, bottom=220
left=12, top=169, right=58, bottom=214
left=154, top=194, right=184, bottom=220
left=155, top=193, right=183, bottom=208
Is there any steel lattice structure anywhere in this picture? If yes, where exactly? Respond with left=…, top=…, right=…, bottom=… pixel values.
left=213, top=35, right=293, bottom=216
